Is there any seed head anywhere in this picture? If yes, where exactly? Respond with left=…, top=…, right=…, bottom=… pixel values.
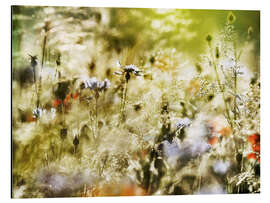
left=215, top=47, right=220, bottom=59
left=73, top=135, right=79, bottom=146
left=206, top=34, right=212, bottom=43
left=248, top=26, right=254, bottom=39
left=227, top=12, right=236, bottom=24
left=60, top=128, right=67, bottom=140
left=114, top=61, right=143, bottom=79
left=28, top=54, right=38, bottom=68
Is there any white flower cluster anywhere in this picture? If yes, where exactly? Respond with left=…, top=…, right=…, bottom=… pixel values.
left=32, top=108, right=56, bottom=119
left=84, top=77, right=111, bottom=92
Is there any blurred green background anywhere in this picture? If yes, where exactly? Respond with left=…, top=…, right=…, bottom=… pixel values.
left=12, top=6, right=260, bottom=67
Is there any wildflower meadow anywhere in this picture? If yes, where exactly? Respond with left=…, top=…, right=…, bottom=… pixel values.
left=11, top=6, right=260, bottom=197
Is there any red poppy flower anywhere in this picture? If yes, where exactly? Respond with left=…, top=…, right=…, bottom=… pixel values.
left=119, top=183, right=147, bottom=196
left=247, top=133, right=260, bottom=163
left=208, top=136, right=219, bottom=146
left=248, top=133, right=260, bottom=145
left=247, top=153, right=257, bottom=160
left=252, top=143, right=260, bottom=153
left=247, top=152, right=260, bottom=163
left=53, top=99, right=62, bottom=108
left=64, top=93, right=71, bottom=106
left=72, top=92, right=79, bottom=99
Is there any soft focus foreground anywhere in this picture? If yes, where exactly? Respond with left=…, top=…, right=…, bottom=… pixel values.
left=12, top=6, right=260, bottom=198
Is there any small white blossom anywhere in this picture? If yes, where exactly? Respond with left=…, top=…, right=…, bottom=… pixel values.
left=99, top=78, right=111, bottom=91
left=124, top=64, right=138, bottom=72
left=116, top=60, right=121, bottom=68
left=114, top=62, right=143, bottom=77
left=213, top=160, right=230, bottom=174
left=84, top=77, right=98, bottom=90
left=190, top=141, right=211, bottom=156
left=32, top=108, right=45, bottom=118
left=50, top=108, right=56, bottom=119
left=175, top=118, right=192, bottom=130
left=163, top=140, right=181, bottom=159
left=124, top=64, right=143, bottom=76
left=72, top=129, right=78, bottom=138
left=84, top=77, right=110, bottom=92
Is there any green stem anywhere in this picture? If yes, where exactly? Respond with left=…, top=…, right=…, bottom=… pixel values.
left=208, top=43, right=231, bottom=127
left=209, top=42, right=240, bottom=158
left=120, top=79, right=128, bottom=122
left=31, top=65, right=39, bottom=108
left=37, top=26, right=48, bottom=108
left=95, top=95, right=98, bottom=138
left=234, top=70, right=237, bottom=121
left=233, top=42, right=238, bottom=123
left=41, top=34, right=47, bottom=69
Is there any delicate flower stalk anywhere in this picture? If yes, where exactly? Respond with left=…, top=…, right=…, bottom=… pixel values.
left=38, top=20, right=51, bottom=109
left=55, top=52, right=61, bottom=81
left=197, top=156, right=202, bottom=192
left=41, top=21, right=50, bottom=70
left=114, top=61, right=143, bottom=122
left=233, top=41, right=241, bottom=123
left=231, top=42, right=243, bottom=161
left=59, top=127, right=67, bottom=159
left=207, top=35, right=232, bottom=127
left=207, top=35, right=239, bottom=163
left=95, top=92, right=98, bottom=138
left=72, top=129, right=80, bottom=155
left=83, top=77, right=110, bottom=138
left=29, top=54, right=39, bottom=108
left=120, top=79, right=128, bottom=120
left=73, top=135, right=79, bottom=155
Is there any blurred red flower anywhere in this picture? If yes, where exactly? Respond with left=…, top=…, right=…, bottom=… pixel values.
left=64, top=93, right=71, bottom=106
left=252, top=143, right=260, bottom=153
left=247, top=152, right=260, bottom=163
left=218, top=126, right=232, bottom=136
left=247, top=133, right=260, bottom=163
left=72, top=92, right=80, bottom=99
left=248, top=133, right=260, bottom=145
left=53, top=99, right=62, bottom=108
left=208, top=136, right=219, bottom=146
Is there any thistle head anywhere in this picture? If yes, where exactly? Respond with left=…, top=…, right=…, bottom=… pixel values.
left=114, top=61, right=143, bottom=81
left=98, top=78, right=111, bottom=91
left=175, top=118, right=192, bottom=130
left=84, top=77, right=111, bottom=92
